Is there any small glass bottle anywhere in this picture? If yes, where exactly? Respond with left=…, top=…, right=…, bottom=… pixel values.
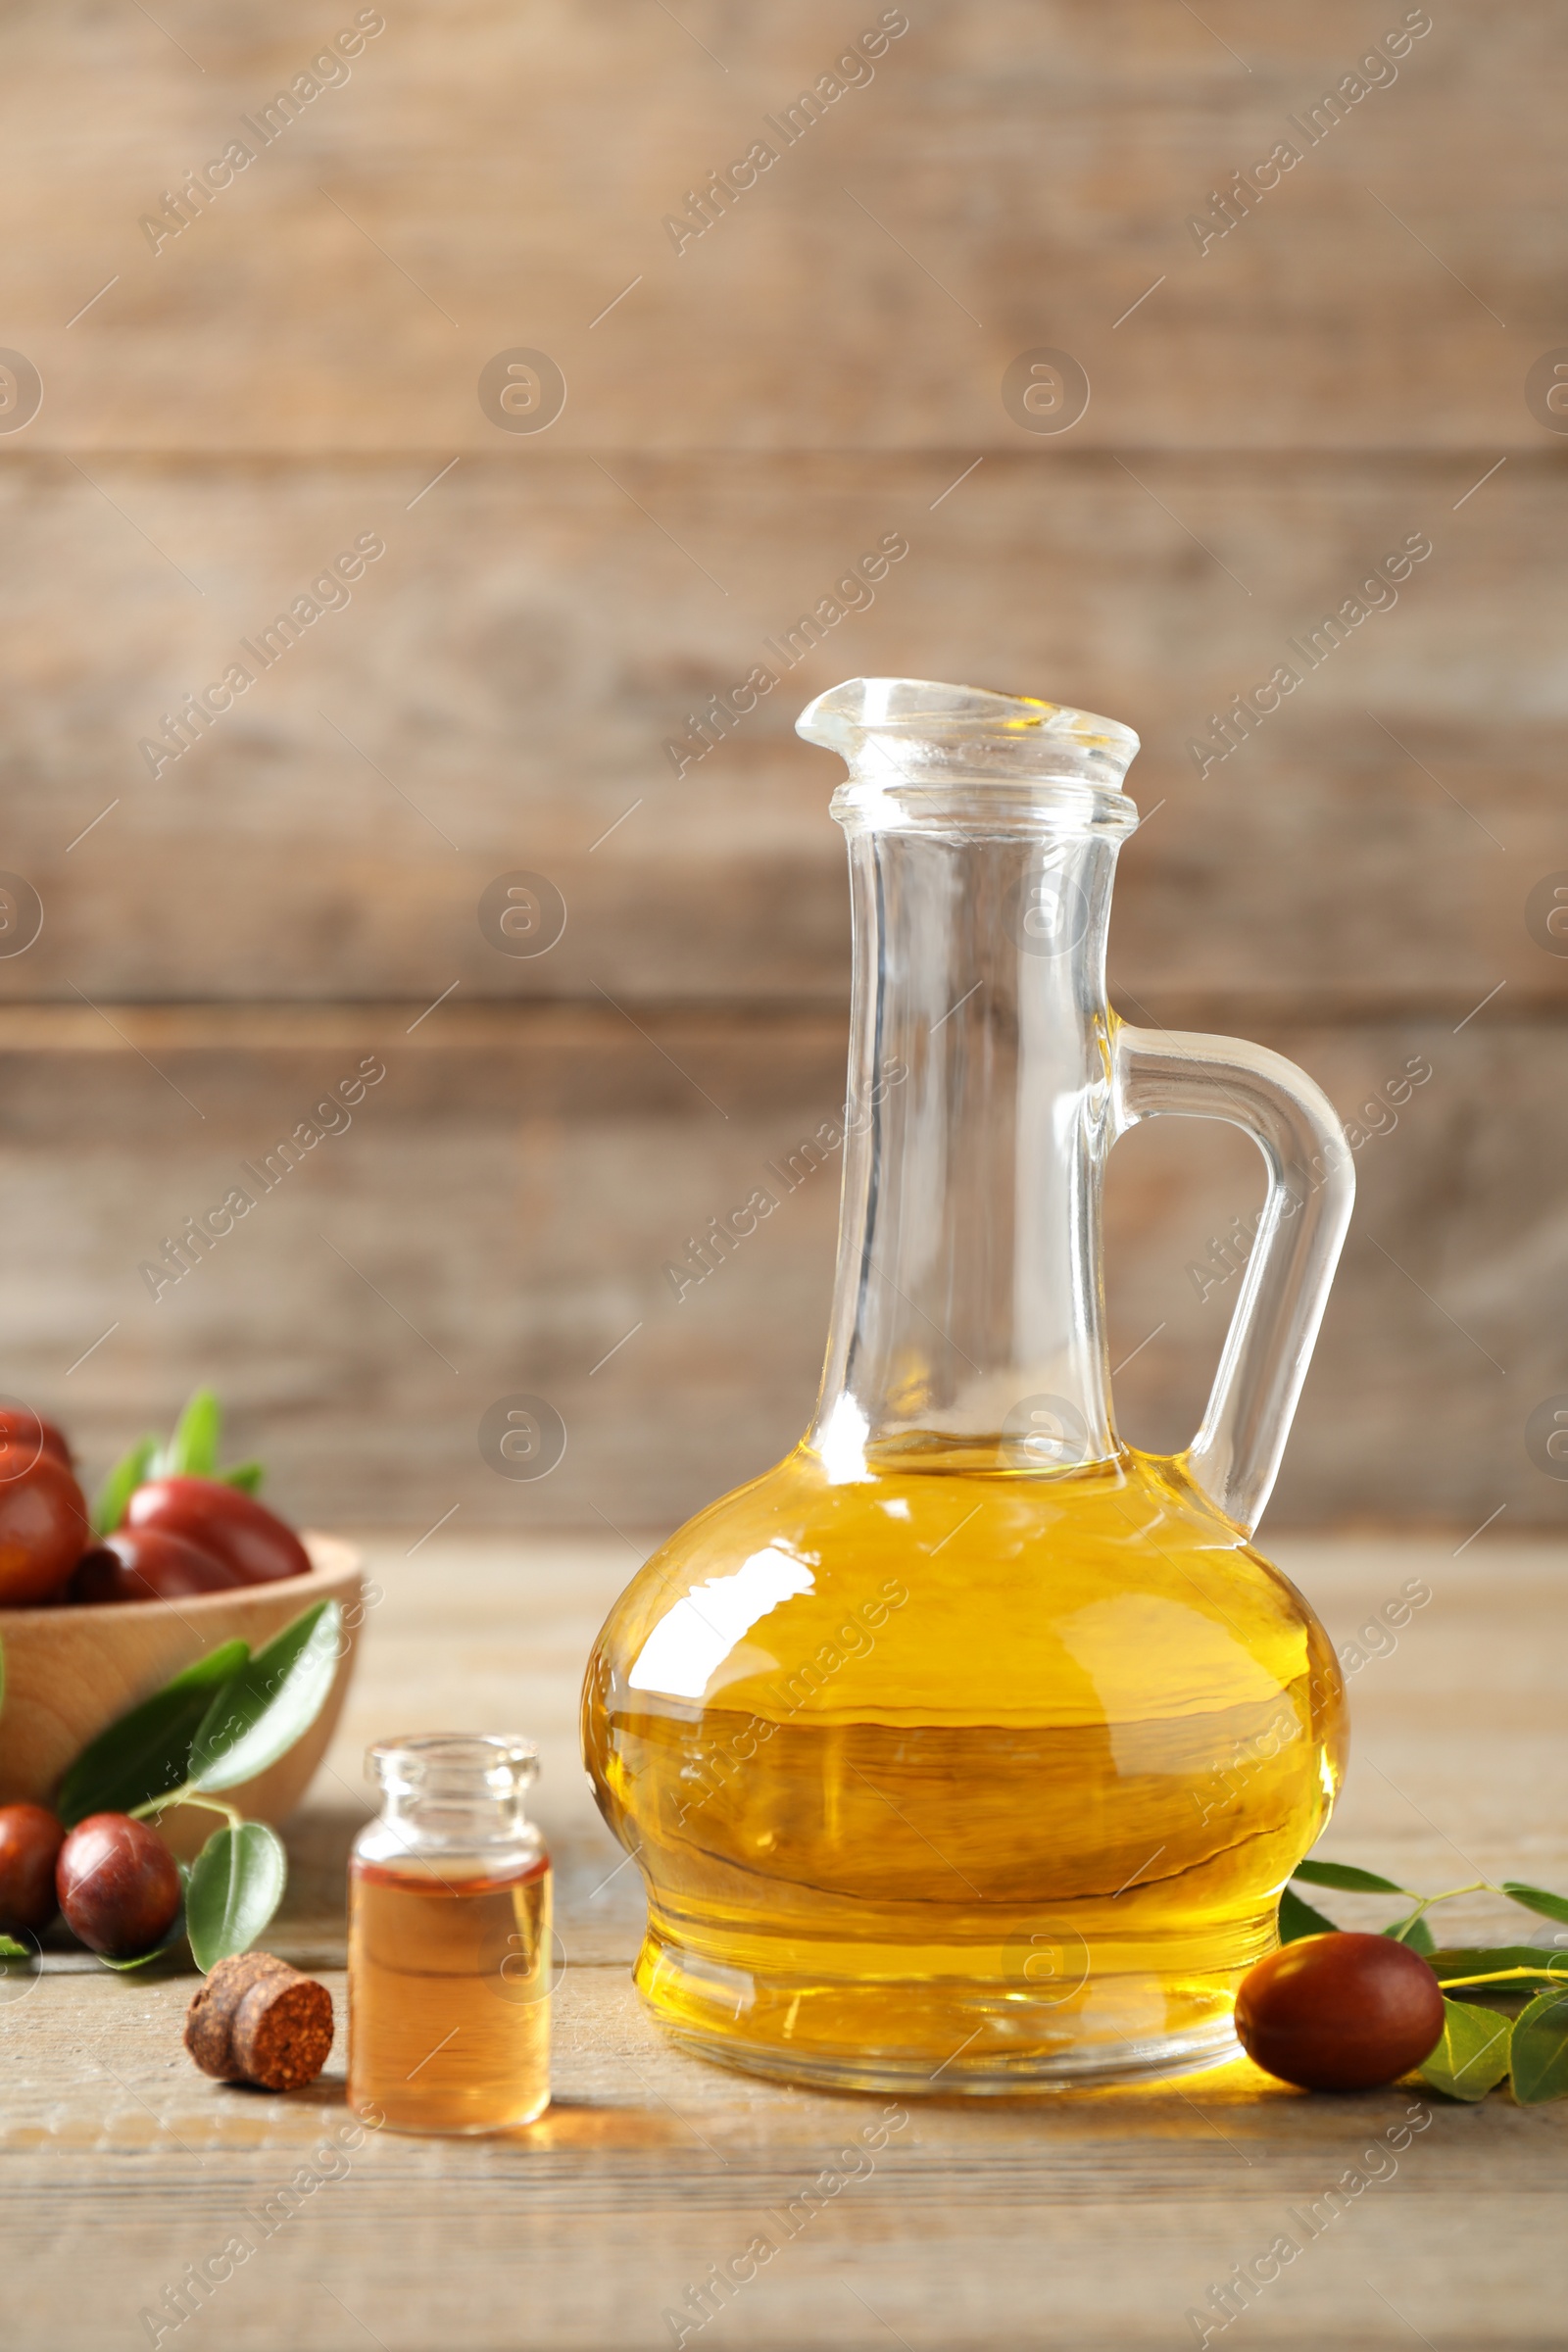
left=349, top=1734, right=551, bottom=2134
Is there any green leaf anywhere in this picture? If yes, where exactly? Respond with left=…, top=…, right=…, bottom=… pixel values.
left=1292, top=1859, right=1409, bottom=1895
left=1430, top=1945, right=1568, bottom=1987
left=0, top=1932, right=27, bottom=1960
left=1419, top=1998, right=1513, bottom=2102
left=1499, top=1881, right=1568, bottom=1929
left=217, top=1460, right=265, bottom=1495
left=1279, top=1886, right=1338, bottom=1941
left=56, top=1640, right=250, bottom=1826
left=1385, top=1912, right=1437, bottom=1954
left=157, top=1388, right=221, bottom=1480
left=1509, top=1989, right=1568, bottom=2105
left=188, top=1601, right=341, bottom=1792
left=91, top=1434, right=159, bottom=1538
left=185, top=1822, right=286, bottom=1972
left=95, top=1901, right=188, bottom=1973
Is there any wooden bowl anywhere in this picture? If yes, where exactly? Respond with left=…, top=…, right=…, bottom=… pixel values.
left=0, top=1535, right=363, bottom=1857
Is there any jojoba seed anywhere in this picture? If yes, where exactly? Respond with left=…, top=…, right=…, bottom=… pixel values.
left=56, top=1813, right=181, bottom=1958
left=1236, top=1931, right=1446, bottom=2091
left=125, top=1477, right=310, bottom=1585
left=71, top=1527, right=246, bottom=1606
left=0, top=1802, right=66, bottom=1935
left=0, top=1406, right=73, bottom=1477
left=0, top=1455, right=93, bottom=1606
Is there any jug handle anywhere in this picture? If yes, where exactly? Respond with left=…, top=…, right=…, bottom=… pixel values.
left=1111, top=1025, right=1354, bottom=1537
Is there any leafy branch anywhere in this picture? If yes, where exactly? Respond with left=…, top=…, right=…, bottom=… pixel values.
left=50, top=1597, right=341, bottom=1975
left=1284, top=1853, right=1568, bottom=2104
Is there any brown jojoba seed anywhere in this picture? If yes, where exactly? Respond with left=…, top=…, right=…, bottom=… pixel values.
left=0, top=1802, right=66, bottom=1935
left=55, top=1813, right=181, bottom=1958
left=1236, top=1931, right=1446, bottom=2091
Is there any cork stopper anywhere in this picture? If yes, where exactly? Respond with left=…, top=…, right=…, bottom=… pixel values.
left=184, top=1952, right=334, bottom=2091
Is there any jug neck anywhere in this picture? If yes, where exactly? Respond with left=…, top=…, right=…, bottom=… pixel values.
left=801, top=679, right=1141, bottom=1481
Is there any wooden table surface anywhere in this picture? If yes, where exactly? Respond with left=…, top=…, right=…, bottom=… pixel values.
left=5, top=1530, right=1565, bottom=2351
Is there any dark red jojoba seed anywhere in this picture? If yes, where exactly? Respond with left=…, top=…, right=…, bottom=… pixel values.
left=56, top=1814, right=181, bottom=1959
left=124, top=1478, right=310, bottom=1586
left=0, top=1802, right=66, bottom=1935
left=1236, top=1931, right=1446, bottom=2091
left=71, top=1527, right=247, bottom=1605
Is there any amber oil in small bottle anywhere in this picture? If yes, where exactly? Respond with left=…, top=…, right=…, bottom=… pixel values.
left=349, top=1734, right=551, bottom=2134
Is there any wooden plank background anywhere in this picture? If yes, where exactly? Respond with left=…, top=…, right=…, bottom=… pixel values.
left=0, top=0, right=1563, bottom=1531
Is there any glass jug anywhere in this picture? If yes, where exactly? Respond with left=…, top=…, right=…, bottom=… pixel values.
left=582, top=677, right=1353, bottom=2093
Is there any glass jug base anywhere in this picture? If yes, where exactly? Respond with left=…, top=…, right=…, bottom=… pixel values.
left=634, top=1927, right=1244, bottom=2096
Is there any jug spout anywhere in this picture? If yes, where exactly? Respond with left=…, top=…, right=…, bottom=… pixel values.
left=798, top=677, right=1141, bottom=833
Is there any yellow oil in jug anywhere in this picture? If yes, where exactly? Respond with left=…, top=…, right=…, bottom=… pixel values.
left=583, top=1441, right=1345, bottom=2091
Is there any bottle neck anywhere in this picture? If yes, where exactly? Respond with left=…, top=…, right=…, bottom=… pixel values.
left=808, top=821, right=1122, bottom=1478
left=375, top=1788, right=535, bottom=1847
left=364, top=1735, right=541, bottom=1856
